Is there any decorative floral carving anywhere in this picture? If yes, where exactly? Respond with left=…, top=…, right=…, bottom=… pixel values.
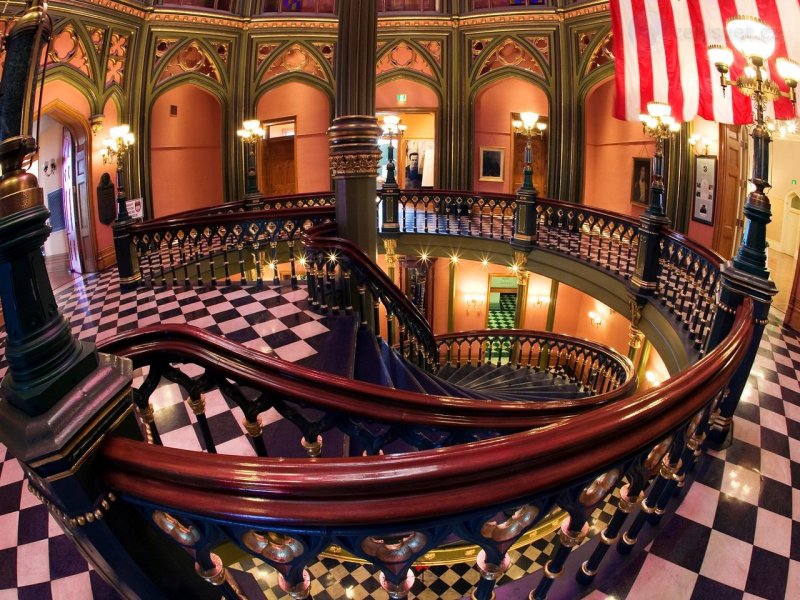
left=106, top=32, right=128, bottom=88
left=479, top=38, right=543, bottom=78
left=577, top=31, right=596, bottom=57
left=330, top=152, right=382, bottom=177
left=262, top=43, right=327, bottom=83
left=158, top=41, right=220, bottom=84
left=587, top=32, right=613, bottom=75
left=87, top=26, right=105, bottom=54
left=471, top=38, right=491, bottom=65
left=211, top=40, right=230, bottom=64
left=312, top=41, right=335, bottom=66
left=479, top=504, right=539, bottom=543
left=420, top=40, right=441, bottom=65
left=376, top=41, right=434, bottom=79
left=256, top=42, right=278, bottom=69
left=48, top=25, right=91, bottom=78
left=243, top=531, right=305, bottom=564
left=526, top=36, right=550, bottom=65
left=155, top=38, right=179, bottom=66
left=152, top=511, right=200, bottom=546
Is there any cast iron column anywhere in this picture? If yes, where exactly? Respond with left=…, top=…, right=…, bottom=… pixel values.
left=511, top=136, right=538, bottom=255
left=329, top=0, right=382, bottom=260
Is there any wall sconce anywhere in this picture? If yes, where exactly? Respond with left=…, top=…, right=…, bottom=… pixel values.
left=689, top=134, right=714, bottom=155
left=465, top=294, right=484, bottom=315
left=533, top=295, right=550, bottom=307
left=41, top=158, right=57, bottom=177
left=588, top=311, right=604, bottom=328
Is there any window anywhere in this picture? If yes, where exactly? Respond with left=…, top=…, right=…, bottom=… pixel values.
left=471, top=0, right=548, bottom=10
left=258, top=0, right=336, bottom=13
left=158, top=0, right=234, bottom=11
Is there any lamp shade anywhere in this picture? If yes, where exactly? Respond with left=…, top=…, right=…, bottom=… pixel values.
left=520, top=112, right=539, bottom=128
left=726, top=16, right=775, bottom=60
left=708, top=45, right=734, bottom=69
left=383, top=114, right=400, bottom=127
left=777, top=57, right=800, bottom=83
left=110, top=124, right=130, bottom=138
left=647, top=101, right=671, bottom=118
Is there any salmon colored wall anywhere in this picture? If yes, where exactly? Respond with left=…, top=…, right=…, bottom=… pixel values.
left=642, top=346, right=670, bottom=389
left=432, top=257, right=451, bottom=334
left=521, top=272, right=553, bottom=331
left=552, top=283, right=630, bottom=355
left=452, top=259, right=493, bottom=332
left=685, top=117, right=718, bottom=249
left=376, top=78, right=439, bottom=110
left=151, top=84, right=223, bottom=218
left=94, top=98, right=119, bottom=254
left=256, top=82, right=331, bottom=193
left=583, top=78, right=650, bottom=218
left=473, top=77, right=549, bottom=194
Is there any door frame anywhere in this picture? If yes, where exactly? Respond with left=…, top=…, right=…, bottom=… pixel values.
left=35, top=100, right=98, bottom=273
left=259, top=116, right=297, bottom=196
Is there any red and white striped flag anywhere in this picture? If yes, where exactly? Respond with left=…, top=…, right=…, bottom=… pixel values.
left=610, top=0, right=800, bottom=124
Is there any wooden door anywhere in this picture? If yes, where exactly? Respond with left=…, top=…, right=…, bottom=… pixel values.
left=74, top=140, right=96, bottom=272
left=61, top=127, right=82, bottom=273
left=713, top=124, right=748, bottom=259
left=261, top=136, right=296, bottom=195
left=511, top=134, right=547, bottom=195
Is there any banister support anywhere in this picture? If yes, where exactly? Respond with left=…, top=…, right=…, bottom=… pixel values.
left=112, top=217, right=141, bottom=291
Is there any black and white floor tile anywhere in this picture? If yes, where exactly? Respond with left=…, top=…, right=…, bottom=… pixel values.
left=0, top=268, right=798, bottom=599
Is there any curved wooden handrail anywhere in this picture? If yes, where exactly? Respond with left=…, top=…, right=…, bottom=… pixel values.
left=97, top=325, right=626, bottom=428
left=101, top=299, right=753, bottom=527
left=662, top=229, right=726, bottom=267
left=303, top=227, right=434, bottom=351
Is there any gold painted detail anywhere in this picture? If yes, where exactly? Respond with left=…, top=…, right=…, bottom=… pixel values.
left=361, top=532, right=427, bottom=565
left=158, top=41, right=220, bottom=84
left=0, top=184, right=43, bottom=217
left=659, top=458, right=682, bottom=480
left=476, top=550, right=511, bottom=580
left=479, top=38, right=543, bottom=78
left=580, top=561, right=597, bottom=577
left=586, top=32, right=613, bottom=74
left=558, top=520, right=588, bottom=548
left=630, top=275, right=658, bottom=291
left=383, top=238, right=398, bottom=269
left=579, top=469, right=620, bottom=507
left=188, top=394, right=206, bottom=416
left=543, top=560, right=564, bottom=580
left=135, top=402, right=155, bottom=424
left=195, top=553, right=226, bottom=586
left=153, top=510, right=201, bottom=546
left=329, top=152, right=381, bottom=177
left=376, top=41, right=435, bottom=79
left=300, top=435, right=322, bottom=458
left=480, top=504, right=539, bottom=543
left=28, top=482, right=117, bottom=528
left=263, top=43, right=327, bottom=83
left=243, top=416, right=263, bottom=437
left=243, top=531, right=305, bottom=564
left=628, top=326, right=643, bottom=350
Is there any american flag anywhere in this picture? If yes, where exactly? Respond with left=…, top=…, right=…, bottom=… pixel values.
left=610, top=0, right=800, bottom=124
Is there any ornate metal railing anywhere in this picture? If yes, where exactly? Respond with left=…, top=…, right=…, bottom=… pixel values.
left=657, top=232, right=722, bottom=352
left=303, top=222, right=440, bottom=368
left=96, top=322, right=636, bottom=461
left=435, top=330, right=634, bottom=397
left=99, top=301, right=753, bottom=600
left=128, top=206, right=334, bottom=287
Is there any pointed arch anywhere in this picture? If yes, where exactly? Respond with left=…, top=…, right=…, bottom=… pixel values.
left=47, top=21, right=98, bottom=83
left=258, top=41, right=332, bottom=85
left=375, top=39, right=441, bottom=84
left=153, top=39, right=228, bottom=91
left=471, top=37, right=548, bottom=85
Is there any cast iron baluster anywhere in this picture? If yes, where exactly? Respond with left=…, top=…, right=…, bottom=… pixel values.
left=188, top=392, right=217, bottom=454
left=341, top=259, right=353, bottom=314
left=254, top=244, right=263, bottom=288
left=327, top=260, right=339, bottom=314
left=386, top=311, right=395, bottom=347
left=306, top=253, right=319, bottom=308
left=271, top=241, right=280, bottom=287
left=134, top=366, right=164, bottom=446
left=316, top=255, right=328, bottom=312
left=288, top=240, right=297, bottom=287
left=373, top=297, right=381, bottom=340
left=357, top=285, right=368, bottom=327
left=195, top=238, right=204, bottom=286
left=578, top=438, right=671, bottom=586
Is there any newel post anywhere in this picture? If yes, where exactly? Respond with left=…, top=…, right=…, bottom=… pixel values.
left=0, top=4, right=221, bottom=598
left=112, top=217, right=141, bottom=291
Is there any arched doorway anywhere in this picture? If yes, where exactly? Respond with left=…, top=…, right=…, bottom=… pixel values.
left=376, top=78, right=439, bottom=189
left=34, top=98, right=97, bottom=280
left=256, top=80, right=332, bottom=194
left=150, top=83, right=224, bottom=218
left=472, top=76, right=549, bottom=194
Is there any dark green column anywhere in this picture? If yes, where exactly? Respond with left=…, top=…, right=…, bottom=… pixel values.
left=329, top=0, right=381, bottom=260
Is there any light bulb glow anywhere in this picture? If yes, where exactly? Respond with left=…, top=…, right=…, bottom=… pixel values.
left=520, top=112, right=539, bottom=129
left=708, top=45, right=734, bottom=69
left=777, top=57, right=800, bottom=83
left=647, top=102, right=671, bottom=118
left=726, top=16, right=775, bottom=60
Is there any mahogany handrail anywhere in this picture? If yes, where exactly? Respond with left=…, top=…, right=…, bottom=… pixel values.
left=96, top=325, right=629, bottom=429
left=101, top=299, right=753, bottom=526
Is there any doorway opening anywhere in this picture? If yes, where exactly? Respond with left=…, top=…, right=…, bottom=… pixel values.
left=32, top=112, right=94, bottom=288
left=260, top=118, right=297, bottom=196
left=510, top=112, right=548, bottom=194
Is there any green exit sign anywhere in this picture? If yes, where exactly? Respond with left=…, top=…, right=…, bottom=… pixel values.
left=396, top=93, right=407, bottom=103
left=793, top=179, right=797, bottom=185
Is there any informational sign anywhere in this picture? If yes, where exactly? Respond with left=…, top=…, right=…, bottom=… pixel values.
left=126, top=197, right=144, bottom=220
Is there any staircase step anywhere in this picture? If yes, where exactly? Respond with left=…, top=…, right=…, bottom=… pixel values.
left=303, top=315, right=358, bottom=378
left=472, top=369, right=553, bottom=390
left=443, top=364, right=478, bottom=384
left=451, top=362, right=497, bottom=386
left=355, top=327, right=394, bottom=388
left=403, top=360, right=453, bottom=396
left=379, top=341, right=426, bottom=393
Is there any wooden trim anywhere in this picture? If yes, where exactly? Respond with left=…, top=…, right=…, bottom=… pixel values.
left=97, top=246, right=117, bottom=271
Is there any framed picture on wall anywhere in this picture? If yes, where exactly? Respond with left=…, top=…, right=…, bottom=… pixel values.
left=692, top=155, right=717, bottom=225
left=630, top=157, right=651, bottom=206
left=479, top=147, right=504, bottom=182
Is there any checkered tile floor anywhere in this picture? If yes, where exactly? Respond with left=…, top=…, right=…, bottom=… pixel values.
left=0, top=269, right=798, bottom=599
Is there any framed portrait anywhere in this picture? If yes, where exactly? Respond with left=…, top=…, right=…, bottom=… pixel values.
left=479, top=147, right=504, bottom=182
left=692, top=156, right=717, bottom=225
left=630, top=157, right=651, bottom=206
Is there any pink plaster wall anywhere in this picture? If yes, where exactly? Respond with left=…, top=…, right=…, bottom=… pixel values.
left=432, top=257, right=451, bottom=334
left=376, top=78, right=439, bottom=110
left=256, top=82, right=331, bottom=193
left=583, top=79, right=651, bottom=218
left=151, top=84, right=224, bottom=218
left=521, top=272, right=553, bottom=331
left=94, top=98, right=118, bottom=253
left=472, top=77, right=549, bottom=194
